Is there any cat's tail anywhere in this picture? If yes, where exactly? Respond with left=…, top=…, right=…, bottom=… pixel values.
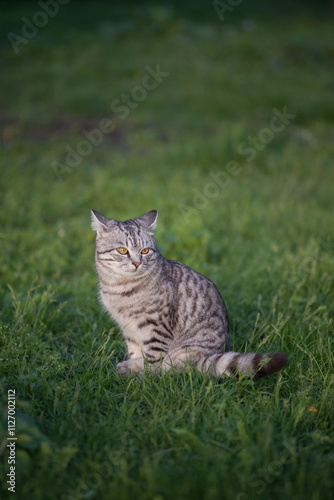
left=196, top=351, right=288, bottom=379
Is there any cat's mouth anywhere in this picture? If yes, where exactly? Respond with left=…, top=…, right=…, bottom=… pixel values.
left=132, top=265, right=149, bottom=275
left=133, top=267, right=144, bottom=273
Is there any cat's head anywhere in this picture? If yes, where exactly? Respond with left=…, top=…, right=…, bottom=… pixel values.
left=91, top=209, right=159, bottom=277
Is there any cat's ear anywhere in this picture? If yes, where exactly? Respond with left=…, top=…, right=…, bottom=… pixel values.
left=91, top=209, right=112, bottom=234
left=137, top=210, right=158, bottom=231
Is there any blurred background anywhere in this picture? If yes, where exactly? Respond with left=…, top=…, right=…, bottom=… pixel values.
left=1, top=0, right=333, bottom=303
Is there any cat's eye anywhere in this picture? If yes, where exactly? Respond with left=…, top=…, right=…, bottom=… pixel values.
left=117, top=247, right=128, bottom=255
left=141, top=248, right=149, bottom=254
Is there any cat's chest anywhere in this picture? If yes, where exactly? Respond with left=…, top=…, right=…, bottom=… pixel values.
left=100, top=286, right=162, bottom=351
left=99, top=282, right=154, bottom=327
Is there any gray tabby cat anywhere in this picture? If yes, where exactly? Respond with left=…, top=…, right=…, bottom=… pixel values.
left=91, top=209, right=287, bottom=378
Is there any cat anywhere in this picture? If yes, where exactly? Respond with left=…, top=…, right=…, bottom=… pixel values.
left=91, top=209, right=287, bottom=378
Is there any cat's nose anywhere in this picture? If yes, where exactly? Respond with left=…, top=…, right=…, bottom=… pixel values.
left=132, top=262, right=141, bottom=268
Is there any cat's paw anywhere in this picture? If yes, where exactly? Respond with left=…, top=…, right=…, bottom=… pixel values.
left=116, top=359, right=144, bottom=377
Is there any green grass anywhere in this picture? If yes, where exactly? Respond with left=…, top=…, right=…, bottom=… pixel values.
left=1, top=1, right=334, bottom=499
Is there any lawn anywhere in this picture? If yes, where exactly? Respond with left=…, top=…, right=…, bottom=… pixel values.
left=0, top=1, right=334, bottom=499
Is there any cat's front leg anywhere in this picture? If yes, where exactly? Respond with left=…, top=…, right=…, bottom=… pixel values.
left=116, top=358, right=145, bottom=377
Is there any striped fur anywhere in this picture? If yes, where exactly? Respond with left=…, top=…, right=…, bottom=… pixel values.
left=91, top=209, right=288, bottom=379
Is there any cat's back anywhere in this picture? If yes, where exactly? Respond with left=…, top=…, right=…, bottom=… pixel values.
left=163, top=258, right=227, bottom=312
left=161, top=257, right=229, bottom=345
